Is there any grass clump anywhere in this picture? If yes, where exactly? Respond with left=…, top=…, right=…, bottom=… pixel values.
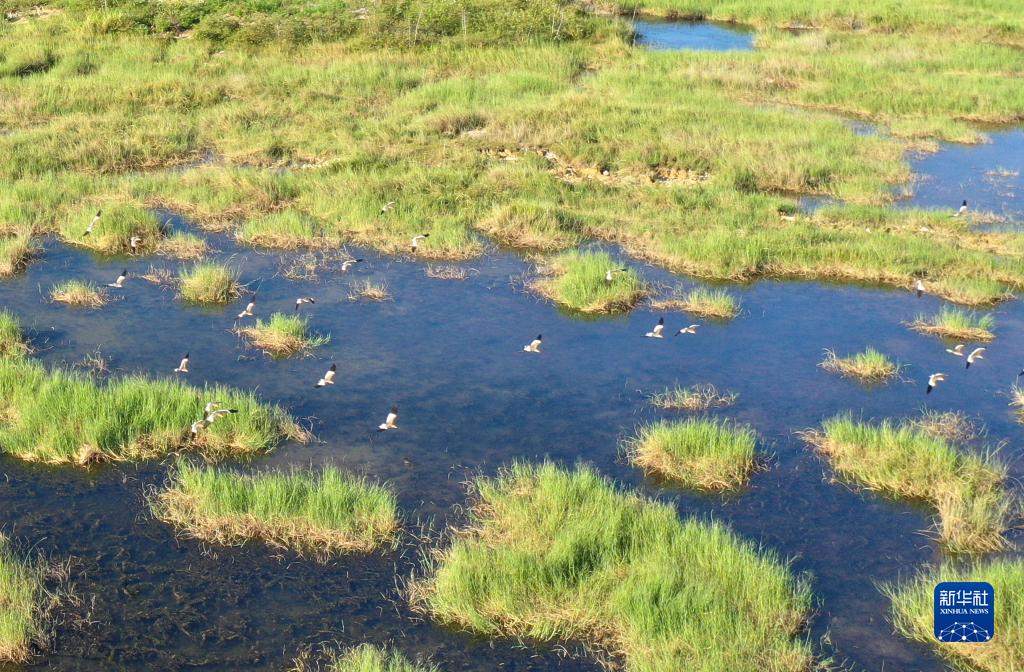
left=0, top=535, right=50, bottom=664
left=0, top=311, right=29, bottom=359
left=291, top=644, right=437, bottom=672
left=348, top=280, right=392, bottom=302
left=49, top=279, right=107, bottom=308
left=58, top=204, right=162, bottom=255
left=178, top=262, right=242, bottom=304
left=649, top=384, right=736, bottom=411
left=240, top=313, right=329, bottom=358
left=885, top=557, right=1023, bottom=672
left=156, top=231, right=208, bottom=260
left=802, top=415, right=1015, bottom=554
left=531, top=251, right=647, bottom=314
left=651, top=287, right=740, bottom=320
left=0, top=358, right=306, bottom=465
left=237, top=210, right=331, bottom=249
left=820, top=347, right=900, bottom=382
left=625, top=418, right=758, bottom=491
left=0, top=232, right=38, bottom=277
left=411, top=461, right=815, bottom=671
left=155, top=462, right=399, bottom=557
left=909, top=308, right=995, bottom=341
left=909, top=410, right=978, bottom=445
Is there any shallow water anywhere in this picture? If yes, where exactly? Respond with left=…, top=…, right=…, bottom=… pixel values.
left=0, top=214, right=1022, bottom=671
left=632, top=19, right=754, bottom=51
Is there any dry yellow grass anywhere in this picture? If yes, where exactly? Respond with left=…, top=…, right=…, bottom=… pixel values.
left=347, top=280, right=391, bottom=302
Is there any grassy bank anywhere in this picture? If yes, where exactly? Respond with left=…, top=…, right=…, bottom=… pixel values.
left=0, top=310, right=29, bottom=359
left=625, top=418, right=758, bottom=490
left=651, top=287, right=740, bottom=320
left=819, top=347, right=900, bottom=382
left=0, top=232, right=37, bottom=277
left=157, top=231, right=208, bottom=260
left=0, top=358, right=306, bottom=465
left=240, top=313, right=329, bottom=357
left=885, top=557, right=1023, bottom=672
left=291, top=644, right=437, bottom=672
left=237, top=210, right=333, bottom=249
left=58, top=204, right=162, bottom=255
left=412, top=461, right=815, bottom=671
left=803, top=415, right=1014, bottom=554
left=49, top=279, right=107, bottom=308
left=532, top=251, right=647, bottom=314
left=0, top=535, right=49, bottom=664
left=649, top=383, right=736, bottom=411
left=909, top=308, right=995, bottom=341
left=155, top=462, right=399, bottom=557
left=179, top=262, right=242, bottom=304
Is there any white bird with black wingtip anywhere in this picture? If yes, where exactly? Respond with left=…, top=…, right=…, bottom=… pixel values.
left=946, top=344, right=965, bottom=357
left=237, top=295, right=256, bottom=319
left=604, top=268, right=626, bottom=285
left=206, top=407, right=238, bottom=424
left=108, top=269, right=127, bottom=288
left=523, top=334, right=542, bottom=353
left=315, top=363, right=337, bottom=388
left=926, top=373, right=946, bottom=394
left=378, top=405, right=398, bottom=431
left=953, top=200, right=968, bottom=217
left=645, top=317, right=665, bottom=339
left=411, top=234, right=429, bottom=253
left=675, top=324, right=699, bottom=336
left=83, top=210, right=101, bottom=237
left=174, top=352, right=190, bottom=373
left=379, top=201, right=395, bottom=216
left=966, top=347, right=986, bottom=369
left=294, top=297, right=315, bottom=311
left=341, top=258, right=364, bottom=272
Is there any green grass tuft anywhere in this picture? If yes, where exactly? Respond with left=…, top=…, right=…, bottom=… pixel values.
left=240, top=312, right=329, bottom=357
left=49, top=279, right=108, bottom=308
left=237, top=210, right=332, bottom=249
left=625, top=418, right=758, bottom=491
left=651, top=287, right=741, bottom=320
left=290, top=644, right=438, bottom=672
left=532, top=251, right=647, bottom=314
left=803, top=415, right=1015, bottom=554
left=819, top=347, right=900, bottom=382
left=885, top=557, right=1023, bottom=672
left=59, top=204, right=162, bottom=255
left=155, top=462, right=399, bottom=557
left=0, top=534, right=48, bottom=664
left=909, top=308, right=995, bottom=341
left=412, top=461, right=815, bottom=671
left=0, top=358, right=306, bottom=465
left=156, top=231, right=208, bottom=260
left=0, top=310, right=29, bottom=359
left=178, top=261, right=242, bottom=304
left=0, top=231, right=38, bottom=277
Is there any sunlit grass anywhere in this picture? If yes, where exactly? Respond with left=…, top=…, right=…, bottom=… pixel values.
left=240, top=313, right=329, bottom=357
left=155, top=461, right=399, bottom=557
left=49, top=279, right=107, bottom=308
left=347, top=280, right=392, bottom=302
left=0, top=231, right=38, bottom=277
left=411, top=461, right=815, bottom=671
left=156, top=231, right=208, bottom=260
left=624, top=418, right=758, bottom=491
left=802, top=415, right=1014, bottom=554
left=0, top=310, right=29, bottom=359
left=909, top=308, right=995, bottom=341
left=885, top=557, right=1023, bottom=672
left=651, top=287, right=740, bottom=319
left=649, top=383, right=737, bottom=411
left=532, top=250, right=647, bottom=314
left=0, top=534, right=48, bottom=664
left=819, top=347, right=900, bottom=382
left=178, top=261, right=242, bottom=304
left=290, top=644, right=438, bottom=672
left=58, top=203, right=162, bottom=255
left=237, top=210, right=333, bottom=249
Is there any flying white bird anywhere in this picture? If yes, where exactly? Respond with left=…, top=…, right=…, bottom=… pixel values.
left=341, top=258, right=364, bottom=272
left=675, top=324, right=699, bottom=336
left=204, top=401, right=222, bottom=414
left=953, top=200, right=968, bottom=217
left=915, top=278, right=925, bottom=298
left=315, top=363, right=337, bottom=388
left=966, top=347, right=986, bottom=369
left=108, top=269, right=127, bottom=288
left=379, top=201, right=395, bottom=216
left=523, top=334, right=542, bottom=353
left=411, top=234, right=430, bottom=252
left=237, top=295, right=256, bottom=319
left=295, top=297, right=315, bottom=311
left=83, top=210, right=101, bottom=237
left=946, top=344, right=965, bottom=357
left=926, top=373, right=946, bottom=394
left=174, top=352, right=190, bottom=373
left=205, top=408, right=238, bottom=424
left=377, top=405, right=398, bottom=431
left=645, top=317, right=665, bottom=339
left=129, top=236, right=142, bottom=253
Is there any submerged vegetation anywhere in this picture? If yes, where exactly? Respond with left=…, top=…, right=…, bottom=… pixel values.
left=290, top=644, right=437, bottom=672
left=412, top=461, right=814, bottom=671
left=49, top=279, right=107, bottom=308
left=532, top=251, right=647, bottom=314
left=651, top=287, right=740, bottom=320
left=0, top=358, right=306, bottom=465
left=0, top=535, right=49, bottom=664
left=155, top=462, right=399, bottom=557
left=0, top=310, right=29, bottom=359
left=909, top=308, right=995, bottom=341
left=240, top=313, right=329, bottom=357
left=819, top=347, right=900, bottom=382
left=885, top=557, right=1023, bottom=672
left=803, top=415, right=1015, bottom=554
left=178, top=262, right=242, bottom=304
left=649, top=383, right=737, bottom=411
left=625, top=418, right=758, bottom=491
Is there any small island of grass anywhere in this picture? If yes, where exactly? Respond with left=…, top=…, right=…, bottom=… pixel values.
left=240, top=313, right=329, bottom=357
left=0, top=534, right=50, bottom=664
left=155, top=462, right=399, bottom=557
left=625, top=418, right=758, bottom=491
left=291, top=644, right=437, bottom=672
left=531, top=251, right=647, bottom=314
left=802, top=415, right=1014, bottom=554
left=649, top=384, right=737, bottom=411
left=908, top=308, right=995, bottom=341
left=820, top=347, right=900, bottom=382
left=50, top=280, right=108, bottom=308
left=178, top=261, right=242, bottom=304
left=651, top=287, right=740, bottom=320
left=411, top=461, right=814, bottom=671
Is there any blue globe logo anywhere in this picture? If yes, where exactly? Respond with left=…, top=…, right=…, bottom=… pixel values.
left=937, top=622, right=991, bottom=643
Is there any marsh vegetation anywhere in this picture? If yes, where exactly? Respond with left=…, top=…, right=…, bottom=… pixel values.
left=178, top=262, right=243, bottom=304
left=650, top=287, right=740, bottom=319
left=240, top=313, right=329, bottom=358
left=648, top=383, right=737, bottom=411
left=531, top=251, right=647, bottom=314
left=908, top=308, right=995, bottom=341
left=290, top=644, right=437, bottom=672
left=49, top=280, right=108, bottom=308
left=625, top=418, right=758, bottom=490
left=819, top=347, right=900, bottom=382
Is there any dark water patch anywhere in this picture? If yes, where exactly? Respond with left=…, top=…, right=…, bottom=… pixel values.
left=0, top=218, right=1021, bottom=670
left=632, top=19, right=754, bottom=52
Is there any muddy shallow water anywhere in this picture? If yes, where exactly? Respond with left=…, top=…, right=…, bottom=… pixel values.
left=1, top=20, right=1022, bottom=672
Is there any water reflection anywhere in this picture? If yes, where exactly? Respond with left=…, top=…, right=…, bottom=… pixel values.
left=632, top=19, right=755, bottom=52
